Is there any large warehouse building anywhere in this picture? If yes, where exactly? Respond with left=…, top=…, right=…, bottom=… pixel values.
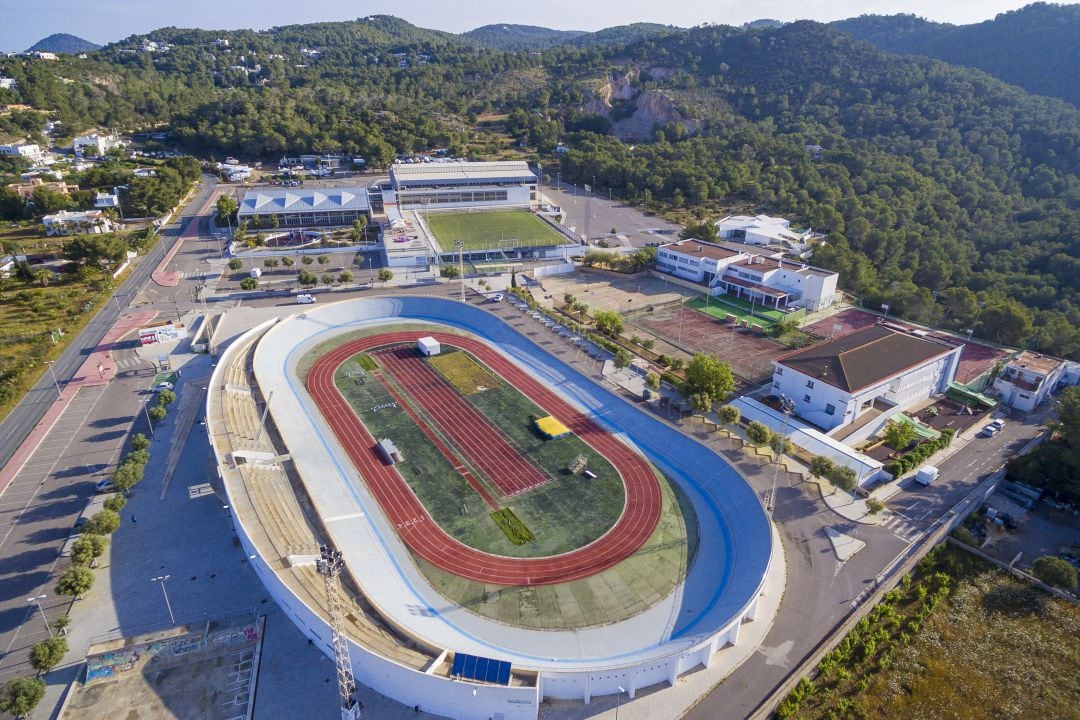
left=237, top=187, right=372, bottom=228
left=384, top=160, right=537, bottom=210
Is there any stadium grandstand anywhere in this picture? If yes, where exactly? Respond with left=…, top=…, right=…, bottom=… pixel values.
left=386, top=160, right=537, bottom=210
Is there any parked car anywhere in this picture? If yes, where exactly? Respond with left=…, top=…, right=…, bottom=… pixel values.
left=95, top=478, right=115, bottom=493
left=296, top=294, right=317, bottom=304
left=488, top=293, right=504, bottom=303
left=152, top=381, right=174, bottom=392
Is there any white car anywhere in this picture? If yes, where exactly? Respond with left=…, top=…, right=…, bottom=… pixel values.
left=296, top=294, right=317, bottom=304
left=152, top=381, right=174, bottom=392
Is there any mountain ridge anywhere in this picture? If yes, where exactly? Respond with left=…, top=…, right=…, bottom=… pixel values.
left=26, top=33, right=101, bottom=54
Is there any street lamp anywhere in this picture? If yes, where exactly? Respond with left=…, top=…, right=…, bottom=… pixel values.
left=967, top=302, right=986, bottom=341
left=615, top=686, right=626, bottom=720
left=455, top=239, right=465, bottom=302
left=142, top=398, right=155, bottom=438
left=768, top=396, right=796, bottom=516
left=151, top=575, right=175, bottom=625
left=43, top=360, right=63, bottom=399
left=27, top=594, right=52, bottom=638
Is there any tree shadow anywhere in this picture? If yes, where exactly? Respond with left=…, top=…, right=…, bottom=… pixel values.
left=89, top=416, right=133, bottom=429
left=83, top=430, right=126, bottom=444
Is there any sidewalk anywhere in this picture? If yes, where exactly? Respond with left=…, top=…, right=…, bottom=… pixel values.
left=0, top=311, right=157, bottom=494
left=152, top=187, right=220, bottom=287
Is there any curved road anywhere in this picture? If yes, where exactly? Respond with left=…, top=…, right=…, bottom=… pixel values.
left=306, top=329, right=663, bottom=586
left=0, top=176, right=217, bottom=478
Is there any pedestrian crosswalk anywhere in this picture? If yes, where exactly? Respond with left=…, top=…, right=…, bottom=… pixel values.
left=881, top=512, right=923, bottom=542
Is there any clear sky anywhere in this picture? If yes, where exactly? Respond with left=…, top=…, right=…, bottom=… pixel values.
left=3, top=0, right=1051, bottom=52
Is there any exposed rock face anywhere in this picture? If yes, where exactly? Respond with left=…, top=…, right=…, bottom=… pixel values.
left=582, top=68, right=700, bottom=142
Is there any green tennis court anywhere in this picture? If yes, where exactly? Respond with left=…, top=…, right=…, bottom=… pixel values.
left=426, top=210, right=568, bottom=252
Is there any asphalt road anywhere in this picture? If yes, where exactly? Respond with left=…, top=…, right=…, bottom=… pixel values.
left=0, top=176, right=218, bottom=475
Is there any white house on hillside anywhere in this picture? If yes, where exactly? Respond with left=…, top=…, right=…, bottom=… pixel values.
left=42, top=209, right=113, bottom=236
left=655, top=239, right=840, bottom=312
left=715, top=214, right=818, bottom=250
left=73, top=133, right=124, bottom=156
left=771, top=324, right=962, bottom=431
left=0, top=143, right=44, bottom=163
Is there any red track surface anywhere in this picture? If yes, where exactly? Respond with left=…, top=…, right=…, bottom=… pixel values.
left=375, top=346, right=549, bottom=496
left=305, top=330, right=662, bottom=586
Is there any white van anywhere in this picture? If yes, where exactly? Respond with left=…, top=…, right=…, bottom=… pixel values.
left=915, top=465, right=940, bottom=486
left=296, top=294, right=316, bottom=304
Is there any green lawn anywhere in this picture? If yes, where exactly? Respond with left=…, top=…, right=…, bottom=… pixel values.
left=332, top=347, right=627, bottom=558
left=425, top=210, right=568, bottom=252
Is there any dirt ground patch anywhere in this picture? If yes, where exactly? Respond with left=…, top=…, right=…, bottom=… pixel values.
left=534, top=270, right=690, bottom=314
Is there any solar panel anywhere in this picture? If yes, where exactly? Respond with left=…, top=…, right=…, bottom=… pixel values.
left=450, top=653, right=512, bottom=686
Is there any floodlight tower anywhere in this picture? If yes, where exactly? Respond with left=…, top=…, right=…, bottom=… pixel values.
left=316, top=544, right=361, bottom=720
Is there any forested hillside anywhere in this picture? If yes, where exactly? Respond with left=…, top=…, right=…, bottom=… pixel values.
left=460, top=24, right=586, bottom=51
left=1, top=14, right=1078, bottom=358
left=26, top=33, right=101, bottom=54
left=833, top=3, right=1080, bottom=106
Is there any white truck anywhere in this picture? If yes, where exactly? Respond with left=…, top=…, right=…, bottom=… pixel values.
left=915, top=465, right=940, bottom=486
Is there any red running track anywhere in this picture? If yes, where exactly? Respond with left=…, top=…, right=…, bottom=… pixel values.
left=374, top=346, right=549, bottom=496
left=305, top=330, right=662, bottom=586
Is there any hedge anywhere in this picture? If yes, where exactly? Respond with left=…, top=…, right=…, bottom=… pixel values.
left=886, top=428, right=956, bottom=477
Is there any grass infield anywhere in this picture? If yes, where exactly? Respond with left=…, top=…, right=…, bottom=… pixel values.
left=425, top=209, right=567, bottom=252
left=333, top=345, right=628, bottom=558
left=489, top=508, right=535, bottom=545
left=428, top=351, right=498, bottom=395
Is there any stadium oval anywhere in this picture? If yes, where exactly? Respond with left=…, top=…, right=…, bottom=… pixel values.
left=207, top=296, right=777, bottom=720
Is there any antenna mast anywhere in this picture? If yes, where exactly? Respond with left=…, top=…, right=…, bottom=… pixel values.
left=317, top=544, right=361, bottom=720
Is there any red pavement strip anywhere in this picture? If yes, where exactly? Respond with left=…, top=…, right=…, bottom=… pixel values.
left=306, top=330, right=663, bottom=586
left=0, top=310, right=158, bottom=494
left=151, top=190, right=220, bottom=288
left=374, top=346, right=550, bottom=497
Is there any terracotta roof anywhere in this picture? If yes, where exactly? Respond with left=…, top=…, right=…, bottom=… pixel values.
left=775, top=325, right=955, bottom=393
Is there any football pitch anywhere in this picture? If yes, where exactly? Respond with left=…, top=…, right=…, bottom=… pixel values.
left=426, top=210, right=568, bottom=252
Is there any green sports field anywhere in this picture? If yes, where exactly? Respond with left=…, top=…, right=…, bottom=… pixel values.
left=425, top=210, right=568, bottom=252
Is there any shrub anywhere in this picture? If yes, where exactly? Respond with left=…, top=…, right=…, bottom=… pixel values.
left=746, top=421, right=772, bottom=446
left=29, top=636, right=68, bottom=673
left=952, top=526, right=980, bottom=547
left=613, top=349, right=632, bottom=369
left=148, top=404, right=167, bottom=422
left=0, top=676, right=46, bottom=717
left=70, top=533, right=109, bottom=566
left=866, top=498, right=886, bottom=515
left=1031, top=556, right=1078, bottom=589
left=155, top=389, right=176, bottom=407
left=301, top=255, right=314, bottom=265
left=718, top=404, right=740, bottom=426
left=103, top=494, right=127, bottom=513
left=338, top=270, right=353, bottom=284
left=646, top=371, right=661, bottom=389
left=85, top=509, right=121, bottom=535
left=130, top=433, right=150, bottom=452
left=239, top=277, right=258, bottom=290
left=56, top=566, right=94, bottom=598
left=829, top=466, right=858, bottom=493
left=809, top=455, right=837, bottom=481
left=227, top=258, right=242, bottom=270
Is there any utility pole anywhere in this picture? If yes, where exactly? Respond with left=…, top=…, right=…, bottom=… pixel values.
left=455, top=239, right=465, bottom=302
left=316, top=545, right=361, bottom=720
left=584, top=182, right=592, bottom=245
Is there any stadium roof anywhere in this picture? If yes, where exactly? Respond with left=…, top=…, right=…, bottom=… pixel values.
left=390, top=161, right=535, bottom=187
left=775, top=325, right=956, bottom=393
left=238, top=188, right=370, bottom=216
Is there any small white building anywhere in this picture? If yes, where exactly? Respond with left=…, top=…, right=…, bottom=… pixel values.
left=771, top=325, right=962, bottom=431
left=73, top=133, right=124, bottom=156
left=417, top=337, right=440, bottom=356
left=655, top=239, right=840, bottom=312
left=0, top=77, right=16, bottom=90
left=0, top=143, right=44, bottom=163
left=992, top=351, right=1070, bottom=413
left=94, top=191, right=120, bottom=209
left=715, top=214, right=812, bottom=246
left=42, top=209, right=113, bottom=236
